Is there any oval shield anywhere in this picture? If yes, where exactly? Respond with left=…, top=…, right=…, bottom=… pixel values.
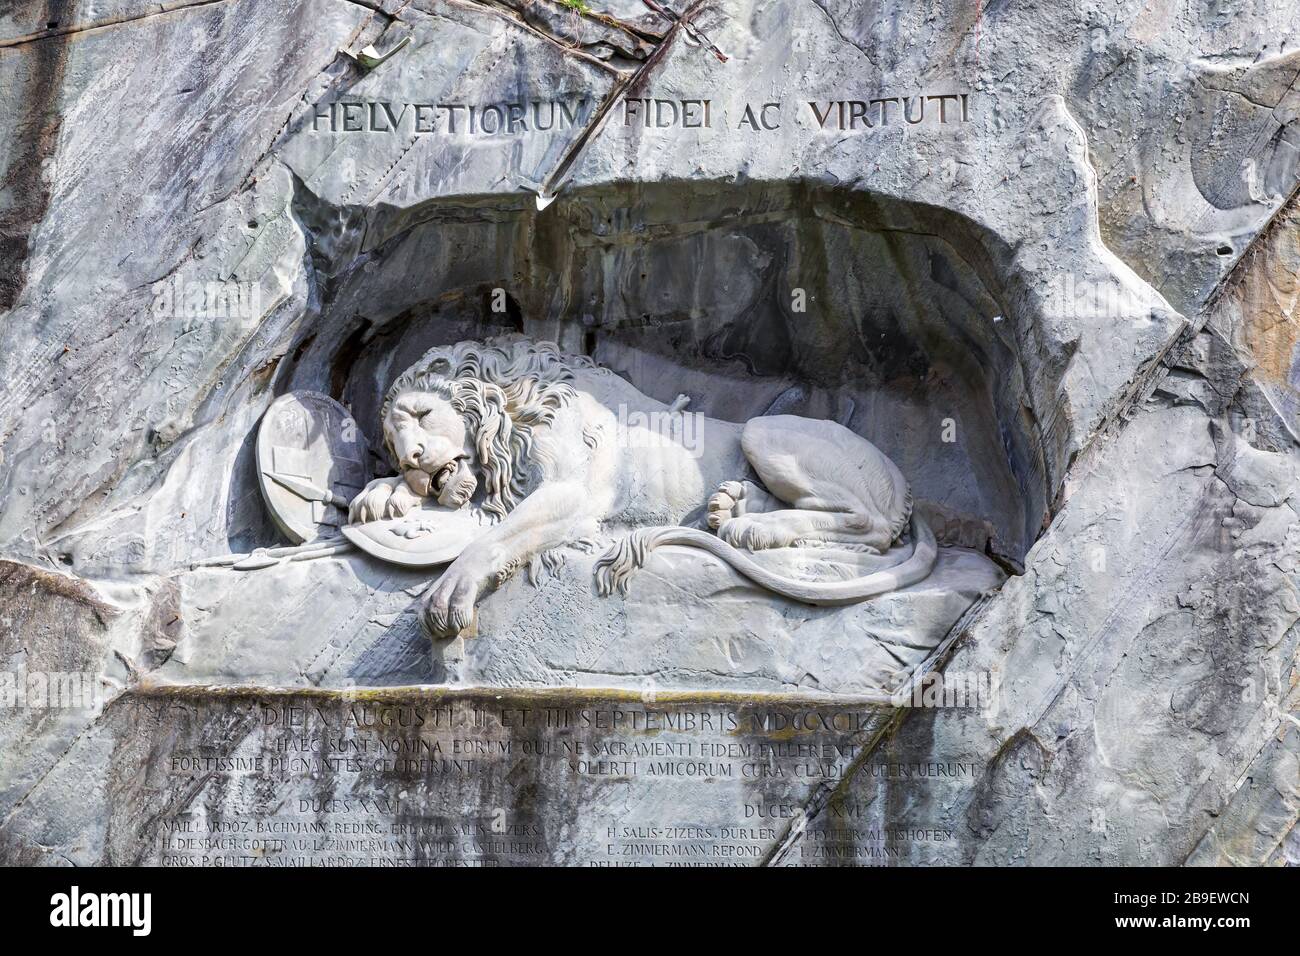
left=256, top=391, right=370, bottom=544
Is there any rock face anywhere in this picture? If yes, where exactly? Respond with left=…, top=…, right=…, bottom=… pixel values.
left=0, top=0, right=1297, bottom=866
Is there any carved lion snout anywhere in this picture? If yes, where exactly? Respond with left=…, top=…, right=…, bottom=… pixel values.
left=392, top=431, right=428, bottom=471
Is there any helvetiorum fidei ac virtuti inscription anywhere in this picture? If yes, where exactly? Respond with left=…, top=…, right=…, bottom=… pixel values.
left=2, top=0, right=1297, bottom=867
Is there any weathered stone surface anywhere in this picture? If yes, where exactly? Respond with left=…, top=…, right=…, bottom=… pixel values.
left=0, top=0, right=1297, bottom=866
left=155, top=543, right=1000, bottom=695
left=768, top=325, right=1300, bottom=866
left=0, top=561, right=120, bottom=827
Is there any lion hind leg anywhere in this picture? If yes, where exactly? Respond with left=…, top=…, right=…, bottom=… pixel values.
left=740, top=417, right=894, bottom=518
left=719, top=509, right=893, bottom=553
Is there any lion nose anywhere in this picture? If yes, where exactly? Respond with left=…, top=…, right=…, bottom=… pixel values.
left=400, top=442, right=424, bottom=469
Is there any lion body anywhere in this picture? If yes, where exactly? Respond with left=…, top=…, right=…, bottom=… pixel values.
left=367, top=338, right=930, bottom=635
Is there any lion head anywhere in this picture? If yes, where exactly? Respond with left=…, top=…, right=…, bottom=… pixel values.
left=380, top=338, right=587, bottom=519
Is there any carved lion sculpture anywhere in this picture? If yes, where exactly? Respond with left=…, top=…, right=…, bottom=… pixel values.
left=349, top=337, right=936, bottom=638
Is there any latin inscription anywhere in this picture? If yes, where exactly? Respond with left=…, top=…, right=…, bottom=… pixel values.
left=311, top=97, right=594, bottom=135
left=622, top=94, right=972, bottom=130
left=103, top=692, right=960, bottom=867
left=307, top=93, right=974, bottom=136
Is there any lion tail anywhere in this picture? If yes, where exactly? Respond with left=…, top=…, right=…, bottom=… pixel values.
left=594, top=512, right=937, bottom=607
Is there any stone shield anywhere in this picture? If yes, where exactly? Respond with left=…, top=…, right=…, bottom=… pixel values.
left=256, top=391, right=369, bottom=544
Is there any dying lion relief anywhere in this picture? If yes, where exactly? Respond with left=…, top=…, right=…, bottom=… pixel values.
left=237, top=337, right=938, bottom=640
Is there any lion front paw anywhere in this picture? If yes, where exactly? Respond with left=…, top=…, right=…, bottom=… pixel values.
left=349, top=477, right=422, bottom=523
left=420, top=559, right=486, bottom=639
left=707, top=480, right=748, bottom=530
left=384, top=481, right=422, bottom=519
left=349, top=478, right=396, bottom=524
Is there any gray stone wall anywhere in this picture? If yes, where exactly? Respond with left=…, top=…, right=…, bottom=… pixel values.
left=0, top=0, right=1296, bottom=865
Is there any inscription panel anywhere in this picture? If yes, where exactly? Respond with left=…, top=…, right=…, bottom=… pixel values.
left=102, top=690, right=949, bottom=867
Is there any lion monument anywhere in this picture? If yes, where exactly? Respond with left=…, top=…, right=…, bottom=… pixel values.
left=347, top=337, right=937, bottom=638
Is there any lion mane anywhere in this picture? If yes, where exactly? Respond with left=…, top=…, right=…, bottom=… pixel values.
left=382, top=338, right=595, bottom=520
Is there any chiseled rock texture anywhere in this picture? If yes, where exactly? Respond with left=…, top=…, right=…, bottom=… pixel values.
left=154, top=544, right=1000, bottom=695
left=0, top=0, right=1297, bottom=865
